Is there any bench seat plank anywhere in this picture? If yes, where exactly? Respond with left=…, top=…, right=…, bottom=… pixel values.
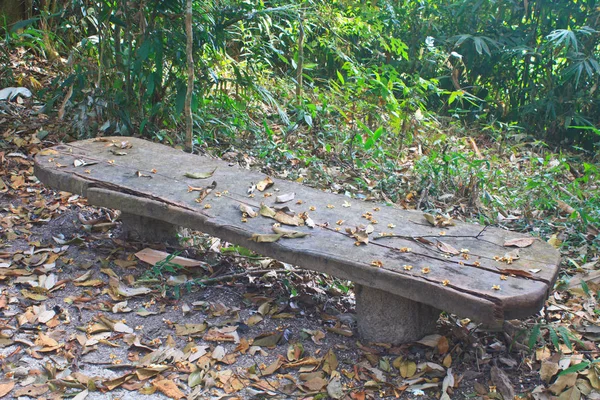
left=34, top=137, right=561, bottom=327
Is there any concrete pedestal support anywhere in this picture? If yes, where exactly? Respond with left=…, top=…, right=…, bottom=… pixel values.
left=355, top=284, right=440, bottom=344
left=120, top=212, right=180, bottom=244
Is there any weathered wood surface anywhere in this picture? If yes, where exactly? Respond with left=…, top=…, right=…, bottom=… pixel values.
left=34, top=137, right=561, bottom=325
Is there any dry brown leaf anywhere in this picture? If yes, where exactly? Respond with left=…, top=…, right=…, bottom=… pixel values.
left=14, top=384, right=49, bottom=397
left=504, top=237, right=535, bottom=248
left=152, top=379, right=185, bottom=400
left=437, top=241, right=460, bottom=255
left=322, top=349, right=338, bottom=375
left=175, top=323, right=207, bottom=336
left=256, top=176, right=274, bottom=191
left=0, top=380, right=15, bottom=398
left=496, top=268, right=533, bottom=278
left=135, top=248, right=206, bottom=268
left=437, top=336, right=449, bottom=354
left=272, top=226, right=309, bottom=238
left=249, top=233, right=283, bottom=243
left=540, top=360, right=560, bottom=383
left=556, top=200, right=576, bottom=215
left=274, top=211, right=304, bottom=226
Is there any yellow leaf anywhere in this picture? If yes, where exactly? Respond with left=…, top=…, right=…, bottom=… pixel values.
left=548, top=234, right=562, bottom=249
left=442, top=354, right=452, bottom=368
left=256, top=176, right=274, bottom=191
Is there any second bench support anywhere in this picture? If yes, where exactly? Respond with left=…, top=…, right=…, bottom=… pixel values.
left=355, top=284, right=440, bottom=344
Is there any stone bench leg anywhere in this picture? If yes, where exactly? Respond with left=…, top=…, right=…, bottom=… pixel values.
left=120, top=212, right=181, bottom=244
left=355, top=284, right=440, bottom=344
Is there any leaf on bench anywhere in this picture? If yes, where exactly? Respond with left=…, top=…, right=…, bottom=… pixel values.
left=272, top=225, right=309, bottom=239
left=275, top=192, right=295, bottom=203
left=260, top=204, right=304, bottom=226
left=239, top=204, right=258, bottom=218
left=346, top=225, right=374, bottom=245
left=184, top=168, right=217, bottom=179
left=256, top=176, right=274, bottom=191
left=424, top=213, right=455, bottom=227
left=436, top=241, right=459, bottom=255
left=504, top=237, right=535, bottom=248
left=496, top=268, right=533, bottom=278
left=249, top=233, right=283, bottom=243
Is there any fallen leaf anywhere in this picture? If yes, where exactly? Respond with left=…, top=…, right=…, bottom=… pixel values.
left=424, top=213, right=436, bottom=226
left=272, top=226, right=309, bottom=238
left=322, top=349, right=338, bottom=375
left=417, top=334, right=442, bottom=347
left=301, top=373, right=328, bottom=391
left=556, top=200, right=576, bottom=215
left=549, top=373, right=577, bottom=395
left=396, top=358, right=417, bottom=378
left=175, top=322, right=207, bottom=337
left=259, top=203, right=277, bottom=218
left=14, top=384, right=49, bottom=397
left=109, top=278, right=152, bottom=297
left=274, top=211, right=304, bottom=226
left=240, top=204, right=258, bottom=218
left=184, top=168, right=217, bottom=179
left=437, top=336, right=449, bottom=354
left=135, top=248, right=206, bottom=268
left=249, top=233, right=283, bottom=243
left=256, top=176, right=274, bottom=191
left=504, top=237, right=535, bottom=248
left=496, top=268, right=533, bottom=278
left=540, top=359, right=560, bottom=383
left=38, top=148, right=58, bottom=156
left=437, top=241, right=460, bottom=255
left=276, top=193, right=295, bottom=203
left=0, top=380, right=15, bottom=397
left=548, top=233, right=562, bottom=248
left=327, top=376, right=344, bottom=399
left=72, top=389, right=89, bottom=400
left=253, top=331, right=283, bottom=348
left=152, top=378, right=185, bottom=399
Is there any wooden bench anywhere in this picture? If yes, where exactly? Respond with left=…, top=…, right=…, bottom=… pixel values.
left=34, top=137, right=561, bottom=344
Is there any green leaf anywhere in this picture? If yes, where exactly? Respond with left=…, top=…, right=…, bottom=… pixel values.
left=558, top=326, right=573, bottom=351
left=188, top=370, right=203, bottom=387
left=364, top=126, right=384, bottom=150
left=10, top=18, right=39, bottom=32
left=558, top=361, right=589, bottom=376
left=580, top=280, right=591, bottom=297
left=548, top=327, right=560, bottom=351
left=528, top=324, right=541, bottom=349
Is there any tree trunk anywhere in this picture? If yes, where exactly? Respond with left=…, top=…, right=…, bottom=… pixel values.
left=184, top=0, right=194, bottom=153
